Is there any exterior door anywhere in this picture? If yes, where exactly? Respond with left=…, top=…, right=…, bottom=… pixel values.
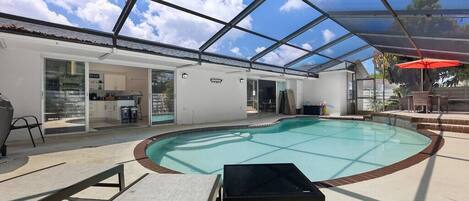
left=43, top=58, right=86, bottom=134
left=258, top=80, right=276, bottom=113
left=246, top=79, right=258, bottom=113
left=355, top=78, right=376, bottom=114
left=151, top=70, right=175, bottom=125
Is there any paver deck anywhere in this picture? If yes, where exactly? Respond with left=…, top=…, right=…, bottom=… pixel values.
left=1, top=114, right=468, bottom=200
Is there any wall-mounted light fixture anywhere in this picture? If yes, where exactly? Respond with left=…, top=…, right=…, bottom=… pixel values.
left=210, top=78, right=223, bottom=83
left=239, top=78, right=245, bottom=83
left=182, top=73, right=188, bottom=79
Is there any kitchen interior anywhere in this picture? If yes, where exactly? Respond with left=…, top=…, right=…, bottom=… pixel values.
left=89, top=63, right=149, bottom=130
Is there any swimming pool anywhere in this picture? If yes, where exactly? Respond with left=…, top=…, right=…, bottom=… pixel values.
left=144, top=118, right=431, bottom=182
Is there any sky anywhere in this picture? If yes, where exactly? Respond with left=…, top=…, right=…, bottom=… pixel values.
left=363, top=58, right=375, bottom=74
left=0, top=0, right=377, bottom=67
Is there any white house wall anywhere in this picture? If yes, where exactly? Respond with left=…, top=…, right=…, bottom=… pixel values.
left=296, top=80, right=304, bottom=109
left=176, top=67, right=247, bottom=124
left=0, top=46, right=43, bottom=141
left=0, top=33, right=316, bottom=142
left=303, top=71, right=348, bottom=115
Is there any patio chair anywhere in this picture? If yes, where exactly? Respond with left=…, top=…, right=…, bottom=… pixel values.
left=412, top=91, right=432, bottom=113
left=399, top=96, right=413, bottom=111
left=111, top=174, right=220, bottom=201
left=0, top=93, right=44, bottom=150
left=431, top=95, right=449, bottom=113
left=0, top=163, right=125, bottom=201
left=0, top=94, right=13, bottom=156
left=10, top=115, right=45, bottom=147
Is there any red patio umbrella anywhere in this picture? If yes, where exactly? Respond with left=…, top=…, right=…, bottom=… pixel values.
left=396, top=58, right=461, bottom=91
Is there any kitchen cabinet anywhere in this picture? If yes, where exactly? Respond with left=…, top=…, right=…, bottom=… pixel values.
left=89, top=101, right=106, bottom=119
left=104, top=74, right=126, bottom=90
left=90, top=100, right=134, bottom=121
left=104, top=100, right=135, bottom=121
left=104, top=101, right=115, bottom=120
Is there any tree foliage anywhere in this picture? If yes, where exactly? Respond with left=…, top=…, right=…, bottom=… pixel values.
left=372, top=52, right=469, bottom=94
left=369, top=0, right=469, bottom=95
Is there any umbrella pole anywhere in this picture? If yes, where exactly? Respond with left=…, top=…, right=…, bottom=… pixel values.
left=421, top=68, right=424, bottom=91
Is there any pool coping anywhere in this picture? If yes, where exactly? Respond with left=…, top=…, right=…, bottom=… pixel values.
left=133, top=116, right=444, bottom=188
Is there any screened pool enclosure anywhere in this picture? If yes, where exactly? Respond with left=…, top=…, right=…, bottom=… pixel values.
left=2, top=0, right=466, bottom=78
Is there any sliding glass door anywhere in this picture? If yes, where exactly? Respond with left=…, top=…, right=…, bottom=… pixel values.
left=151, top=70, right=175, bottom=125
left=246, top=79, right=258, bottom=113
left=44, top=58, right=86, bottom=134
left=258, top=80, right=276, bottom=113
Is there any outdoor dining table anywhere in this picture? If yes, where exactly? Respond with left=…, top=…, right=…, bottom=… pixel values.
left=406, top=94, right=444, bottom=113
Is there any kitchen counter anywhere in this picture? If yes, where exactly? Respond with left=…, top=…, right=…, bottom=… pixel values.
left=90, top=100, right=135, bottom=121
left=90, top=97, right=134, bottom=101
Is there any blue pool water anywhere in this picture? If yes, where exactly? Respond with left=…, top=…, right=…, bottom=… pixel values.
left=146, top=118, right=430, bottom=181
left=151, top=114, right=174, bottom=123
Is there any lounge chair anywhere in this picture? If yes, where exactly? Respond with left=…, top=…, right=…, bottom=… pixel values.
left=0, top=163, right=125, bottom=201
left=1, top=162, right=221, bottom=201
left=111, top=174, right=220, bottom=201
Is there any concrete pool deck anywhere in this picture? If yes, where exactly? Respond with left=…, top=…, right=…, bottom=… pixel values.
left=1, top=115, right=469, bottom=200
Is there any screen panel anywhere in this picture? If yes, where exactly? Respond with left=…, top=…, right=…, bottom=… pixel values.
left=334, top=17, right=404, bottom=35
left=290, top=54, right=331, bottom=71
left=319, top=36, right=368, bottom=58
left=377, top=46, right=419, bottom=58
left=258, top=45, right=309, bottom=66
left=359, top=34, right=414, bottom=48
left=246, top=0, right=322, bottom=39
left=343, top=47, right=377, bottom=62
left=307, top=0, right=387, bottom=12
left=289, top=19, right=349, bottom=51
left=206, top=28, right=276, bottom=60
left=389, top=0, right=469, bottom=11
left=0, top=0, right=126, bottom=32
left=162, top=0, right=253, bottom=23
left=415, top=37, right=469, bottom=54
left=309, top=60, right=342, bottom=73
left=399, top=16, right=469, bottom=39
left=421, top=50, right=469, bottom=63
left=120, top=0, right=223, bottom=49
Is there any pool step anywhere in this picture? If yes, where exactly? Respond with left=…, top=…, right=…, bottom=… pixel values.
left=320, top=115, right=366, bottom=121
left=417, top=123, right=469, bottom=134
left=412, top=117, right=469, bottom=126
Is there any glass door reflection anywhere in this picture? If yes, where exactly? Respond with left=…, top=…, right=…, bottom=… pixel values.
left=151, top=70, right=175, bottom=125
left=247, top=79, right=258, bottom=113
left=44, top=59, right=86, bottom=134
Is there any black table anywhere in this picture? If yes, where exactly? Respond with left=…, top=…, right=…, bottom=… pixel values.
left=303, top=105, right=322, bottom=115
left=223, top=163, right=325, bottom=201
